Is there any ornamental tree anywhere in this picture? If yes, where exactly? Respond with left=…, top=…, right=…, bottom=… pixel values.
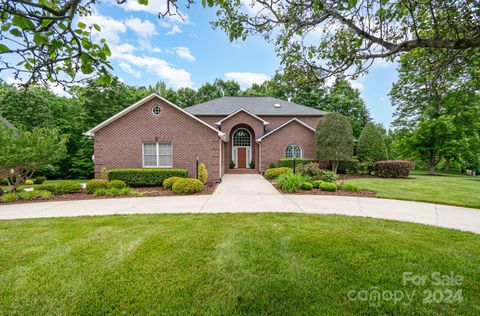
left=315, top=113, right=353, bottom=173
left=357, top=123, right=388, bottom=163
left=0, top=124, right=67, bottom=192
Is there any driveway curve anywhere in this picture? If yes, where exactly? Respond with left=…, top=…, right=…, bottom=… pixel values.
left=0, top=174, right=479, bottom=234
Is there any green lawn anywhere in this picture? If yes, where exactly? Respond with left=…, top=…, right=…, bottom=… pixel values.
left=0, top=213, right=478, bottom=315
left=345, top=170, right=480, bottom=208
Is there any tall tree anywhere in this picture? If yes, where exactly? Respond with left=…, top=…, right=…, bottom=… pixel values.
left=357, top=123, right=388, bottom=163
left=315, top=113, right=354, bottom=173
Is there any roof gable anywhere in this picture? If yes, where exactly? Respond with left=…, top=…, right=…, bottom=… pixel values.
left=215, top=108, right=269, bottom=126
left=84, top=94, right=225, bottom=139
left=184, top=96, right=327, bottom=116
left=256, top=118, right=316, bottom=142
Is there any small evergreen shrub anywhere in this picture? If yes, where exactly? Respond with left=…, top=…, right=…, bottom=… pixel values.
left=277, top=173, right=307, bottom=193
left=1, top=192, right=18, bottom=203
left=312, top=180, right=324, bottom=188
left=278, top=158, right=314, bottom=168
left=24, top=179, right=34, bottom=185
left=268, top=162, right=277, bottom=169
left=342, top=183, right=358, bottom=192
left=322, top=171, right=338, bottom=183
left=108, top=180, right=126, bottom=189
left=36, top=183, right=58, bottom=193
left=94, top=188, right=107, bottom=196
left=301, top=182, right=313, bottom=190
left=56, top=181, right=81, bottom=194
left=86, top=179, right=108, bottom=194
left=172, top=178, right=204, bottom=195
left=249, top=161, right=255, bottom=169
left=374, top=160, right=412, bottom=178
left=320, top=182, right=337, bottom=192
left=1, top=190, right=52, bottom=203
left=108, top=168, right=188, bottom=187
left=198, top=163, right=208, bottom=184
left=34, top=176, right=46, bottom=184
left=229, top=161, right=235, bottom=169
left=163, top=176, right=183, bottom=189
left=264, top=167, right=292, bottom=180
left=357, top=123, right=388, bottom=163
left=338, top=160, right=359, bottom=174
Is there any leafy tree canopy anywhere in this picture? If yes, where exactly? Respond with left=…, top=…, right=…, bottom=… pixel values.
left=357, top=122, right=388, bottom=163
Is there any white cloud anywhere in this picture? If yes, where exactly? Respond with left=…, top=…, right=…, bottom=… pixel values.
left=174, top=47, right=195, bottom=62
left=112, top=52, right=193, bottom=88
left=224, top=72, right=270, bottom=86
left=81, top=12, right=127, bottom=44
left=138, top=39, right=162, bottom=53
left=166, top=24, right=182, bottom=36
left=125, top=17, right=157, bottom=38
left=118, top=62, right=141, bottom=78
left=119, top=0, right=189, bottom=24
left=350, top=80, right=364, bottom=90
left=110, top=43, right=137, bottom=54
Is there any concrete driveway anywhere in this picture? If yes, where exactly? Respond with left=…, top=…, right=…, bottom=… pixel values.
left=1, top=174, right=479, bottom=234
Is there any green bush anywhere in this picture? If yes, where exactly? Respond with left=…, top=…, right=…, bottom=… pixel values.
left=1, top=192, right=18, bottom=203
left=322, top=171, right=338, bottom=183
left=163, top=176, right=183, bottom=190
left=86, top=179, right=108, bottom=194
left=312, top=180, right=324, bottom=188
left=94, top=188, right=107, bottom=196
left=34, top=176, right=46, bottom=184
left=108, top=180, right=126, bottom=189
left=36, top=183, right=58, bottom=193
left=278, top=158, right=314, bottom=168
left=342, top=183, right=359, bottom=192
left=301, top=182, right=313, bottom=190
left=24, top=179, right=34, bottom=185
left=296, top=162, right=323, bottom=178
left=320, top=182, right=337, bottom=192
left=108, top=168, right=188, bottom=187
left=56, top=181, right=81, bottom=194
left=1, top=190, right=52, bottom=203
left=357, top=123, right=388, bottom=163
left=249, top=161, right=255, bottom=169
left=277, top=173, right=307, bottom=193
left=374, top=160, right=412, bottom=178
left=198, top=163, right=208, bottom=184
left=268, top=162, right=277, bottom=169
left=94, top=187, right=132, bottom=197
left=264, top=167, right=292, bottom=180
left=338, top=159, right=359, bottom=174
left=172, top=178, right=204, bottom=195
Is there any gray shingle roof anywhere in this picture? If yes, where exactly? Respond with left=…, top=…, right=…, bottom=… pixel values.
left=184, top=96, right=327, bottom=116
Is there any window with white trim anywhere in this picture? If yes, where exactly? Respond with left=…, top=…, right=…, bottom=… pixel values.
left=143, top=142, right=172, bottom=167
left=285, top=144, right=302, bottom=158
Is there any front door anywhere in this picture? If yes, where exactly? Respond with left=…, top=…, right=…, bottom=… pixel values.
left=237, top=147, right=247, bottom=168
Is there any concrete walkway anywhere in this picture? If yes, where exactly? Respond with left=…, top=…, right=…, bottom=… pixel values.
left=0, top=174, right=479, bottom=234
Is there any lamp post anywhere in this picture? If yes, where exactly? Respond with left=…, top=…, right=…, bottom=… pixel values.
left=195, top=154, right=199, bottom=179
left=293, top=157, right=296, bottom=174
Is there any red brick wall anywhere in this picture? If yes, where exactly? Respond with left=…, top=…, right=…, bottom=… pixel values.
left=259, top=121, right=316, bottom=172
left=93, top=98, right=222, bottom=183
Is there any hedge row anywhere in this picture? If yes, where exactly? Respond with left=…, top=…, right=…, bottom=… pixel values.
left=374, top=160, right=412, bottom=178
left=278, top=158, right=314, bottom=168
left=108, top=168, right=188, bottom=187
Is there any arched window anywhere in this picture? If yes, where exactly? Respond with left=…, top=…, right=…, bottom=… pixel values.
left=285, top=144, right=302, bottom=158
left=233, top=128, right=251, bottom=146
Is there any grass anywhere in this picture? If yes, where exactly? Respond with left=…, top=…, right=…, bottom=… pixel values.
left=344, top=170, right=480, bottom=209
left=1, top=179, right=86, bottom=191
left=0, top=213, right=478, bottom=315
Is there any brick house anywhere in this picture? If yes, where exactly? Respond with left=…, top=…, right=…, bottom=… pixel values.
left=85, top=94, right=327, bottom=183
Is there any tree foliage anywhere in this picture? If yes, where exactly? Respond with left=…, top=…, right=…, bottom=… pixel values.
left=357, top=123, right=388, bottom=163
left=315, top=113, right=354, bottom=173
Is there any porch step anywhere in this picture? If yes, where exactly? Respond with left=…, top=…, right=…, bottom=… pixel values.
left=226, top=168, right=259, bottom=174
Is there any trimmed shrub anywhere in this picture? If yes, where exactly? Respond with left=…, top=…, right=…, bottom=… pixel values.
left=277, top=173, right=307, bottom=193
left=320, top=182, right=337, bottom=192
left=268, top=162, right=277, bottom=169
left=312, top=180, right=324, bottom=188
left=163, top=176, right=183, bottom=189
left=24, top=179, right=34, bottom=185
left=108, top=168, right=188, bottom=187
left=338, top=159, right=359, bottom=174
left=198, top=163, right=208, bottom=184
left=374, top=160, right=412, bottom=178
left=34, top=176, right=46, bottom=184
left=1, top=192, right=18, bottom=203
left=357, top=123, right=388, bottom=163
left=278, top=158, right=314, bottom=168
left=301, top=182, right=313, bottom=190
left=94, top=188, right=107, bottom=196
left=56, top=181, right=81, bottom=194
left=249, top=161, right=255, bottom=169
left=1, top=190, right=52, bottom=203
left=86, top=179, right=108, bottom=194
left=172, top=178, right=204, bottom=195
left=342, top=183, right=358, bottom=192
left=108, top=180, right=126, bottom=189
left=264, top=167, right=292, bottom=180
left=36, top=183, right=58, bottom=193
left=322, top=171, right=338, bottom=183
left=296, top=162, right=323, bottom=178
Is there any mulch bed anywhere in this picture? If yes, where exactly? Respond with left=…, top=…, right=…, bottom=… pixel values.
left=0, top=184, right=217, bottom=205
left=271, top=181, right=376, bottom=197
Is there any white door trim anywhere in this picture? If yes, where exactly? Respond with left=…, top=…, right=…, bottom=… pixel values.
left=232, top=128, right=252, bottom=168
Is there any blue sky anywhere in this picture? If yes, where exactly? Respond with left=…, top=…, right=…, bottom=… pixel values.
left=3, top=0, right=398, bottom=127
